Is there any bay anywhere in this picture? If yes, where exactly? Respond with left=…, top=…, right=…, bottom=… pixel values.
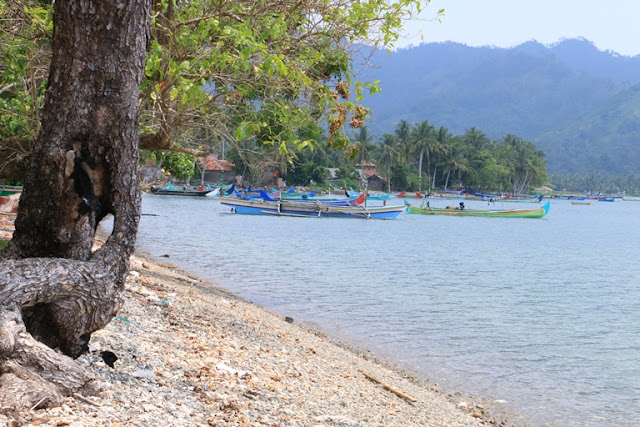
left=134, top=195, right=640, bottom=426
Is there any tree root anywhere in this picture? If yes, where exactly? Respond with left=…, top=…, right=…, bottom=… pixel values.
left=0, top=303, right=105, bottom=413
left=0, top=250, right=125, bottom=413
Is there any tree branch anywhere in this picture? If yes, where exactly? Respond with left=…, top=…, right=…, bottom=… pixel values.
left=139, top=133, right=207, bottom=157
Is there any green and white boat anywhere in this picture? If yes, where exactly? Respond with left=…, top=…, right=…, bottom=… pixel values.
left=407, top=200, right=550, bottom=218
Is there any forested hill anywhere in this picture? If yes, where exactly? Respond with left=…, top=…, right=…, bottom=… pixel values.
left=534, top=83, right=640, bottom=175
left=358, top=39, right=640, bottom=174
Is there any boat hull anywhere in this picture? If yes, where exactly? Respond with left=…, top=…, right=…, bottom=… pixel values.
left=220, top=198, right=405, bottom=219
left=407, top=201, right=550, bottom=218
left=150, top=188, right=214, bottom=197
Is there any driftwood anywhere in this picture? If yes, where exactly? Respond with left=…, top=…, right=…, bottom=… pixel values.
left=73, top=392, right=102, bottom=407
left=362, top=372, right=417, bottom=403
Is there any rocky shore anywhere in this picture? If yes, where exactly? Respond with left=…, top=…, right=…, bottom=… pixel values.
left=0, top=215, right=507, bottom=426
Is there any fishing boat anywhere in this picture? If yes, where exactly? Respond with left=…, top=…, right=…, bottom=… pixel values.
left=407, top=200, right=550, bottom=218
left=280, top=189, right=317, bottom=200
left=470, top=190, right=541, bottom=203
left=150, top=182, right=216, bottom=197
left=365, top=191, right=391, bottom=201
left=500, top=195, right=544, bottom=203
left=219, top=196, right=405, bottom=219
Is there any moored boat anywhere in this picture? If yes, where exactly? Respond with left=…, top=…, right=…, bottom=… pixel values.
left=219, top=197, right=405, bottom=219
left=407, top=200, right=550, bottom=218
left=150, top=182, right=216, bottom=197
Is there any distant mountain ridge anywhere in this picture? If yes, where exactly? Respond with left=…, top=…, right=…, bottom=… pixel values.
left=359, top=38, right=640, bottom=174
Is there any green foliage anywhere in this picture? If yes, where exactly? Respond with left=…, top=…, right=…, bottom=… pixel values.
left=1, top=0, right=427, bottom=180
left=282, top=149, right=329, bottom=186
left=390, top=163, right=411, bottom=190
left=0, top=1, right=51, bottom=147
left=139, top=0, right=426, bottom=161
left=141, top=150, right=196, bottom=181
left=0, top=239, right=7, bottom=250
left=284, top=163, right=328, bottom=187
left=334, top=164, right=360, bottom=189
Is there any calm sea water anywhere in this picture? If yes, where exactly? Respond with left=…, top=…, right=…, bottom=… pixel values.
left=133, top=194, right=640, bottom=426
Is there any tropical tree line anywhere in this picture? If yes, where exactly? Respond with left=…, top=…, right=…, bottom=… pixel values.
left=551, top=173, right=640, bottom=196
left=265, top=120, right=548, bottom=194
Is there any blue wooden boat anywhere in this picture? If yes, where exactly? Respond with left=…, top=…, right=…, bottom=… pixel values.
left=219, top=197, right=405, bottom=219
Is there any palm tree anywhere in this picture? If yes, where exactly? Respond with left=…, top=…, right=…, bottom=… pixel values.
left=394, top=120, right=411, bottom=163
left=377, top=133, right=398, bottom=192
left=431, top=126, right=451, bottom=190
left=409, top=120, right=435, bottom=190
left=441, top=139, right=470, bottom=191
left=463, top=127, right=492, bottom=151
left=498, top=134, right=547, bottom=194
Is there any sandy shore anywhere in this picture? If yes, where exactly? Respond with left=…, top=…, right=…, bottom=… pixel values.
left=0, top=216, right=507, bottom=426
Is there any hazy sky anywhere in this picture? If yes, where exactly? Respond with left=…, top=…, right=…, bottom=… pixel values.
left=398, top=0, right=640, bottom=56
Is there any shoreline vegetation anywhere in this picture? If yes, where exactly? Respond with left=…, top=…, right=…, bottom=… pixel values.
left=0, top=215, right=510, bottom=426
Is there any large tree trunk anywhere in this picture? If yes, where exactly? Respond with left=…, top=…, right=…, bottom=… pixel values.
left=0, top=0, right=149, bottom=414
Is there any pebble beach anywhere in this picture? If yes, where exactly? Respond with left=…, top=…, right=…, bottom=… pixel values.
left=0, top=214, right=506, bottom=426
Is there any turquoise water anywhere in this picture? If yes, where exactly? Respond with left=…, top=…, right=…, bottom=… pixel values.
left=135, top=195, right=640, bottom=426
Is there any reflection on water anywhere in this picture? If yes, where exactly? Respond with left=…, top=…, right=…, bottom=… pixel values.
left=136, top=195, right=640, bottom=426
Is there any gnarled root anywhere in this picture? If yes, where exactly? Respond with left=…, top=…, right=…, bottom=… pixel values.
left=0, top=303, right=106, bottom=413
left=0, top=249, right=127, bottom=413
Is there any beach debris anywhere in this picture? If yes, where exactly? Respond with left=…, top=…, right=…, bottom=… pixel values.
left=362, top=372, right=417, bottom=403
left=284, top=316, right=294, bottom=323
left=73, top=393, right=102, bottom=407
left=216, top=363, right=252, bottom=379
left=132, top=369, right=156, bottom=379
left=314, top=415, right=357, bottom=424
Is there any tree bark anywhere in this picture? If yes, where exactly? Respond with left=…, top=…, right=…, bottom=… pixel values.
left=0, top=0, right=150, bottom=413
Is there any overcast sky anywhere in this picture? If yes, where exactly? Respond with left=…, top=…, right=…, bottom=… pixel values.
left=397, top=0, right=640, bottom=56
